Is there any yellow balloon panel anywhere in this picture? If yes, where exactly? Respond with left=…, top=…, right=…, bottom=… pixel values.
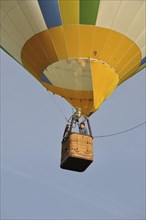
left=118, top=54, right=141, bottom=85
left=21, top=30, right=58, bottom=79
left=63, top=25, right=79, bottom=58
left=59, top=0, right=79, bottom=25
left=117, top=47, right=141, bottom=84
left=97, top=31, right=126, bottom=62
left=49, top=26, right=68, bottom=60
left=89, top=26, right=108, bottom=58
left=90, top=59, right=119, bottom=113
left=66, top=99, right=94, bottom=117
left=88, top=27, right=141, bottom=85
left=78, top=25, right=94, bottom=58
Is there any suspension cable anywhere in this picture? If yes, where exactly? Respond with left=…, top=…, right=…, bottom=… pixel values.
left=49, top=93, right=68, bottom=122
left=93, top=122, right=145, bottom=138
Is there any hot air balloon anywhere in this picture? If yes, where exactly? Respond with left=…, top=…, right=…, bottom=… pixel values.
left=1, top=0, right=145, bottom=172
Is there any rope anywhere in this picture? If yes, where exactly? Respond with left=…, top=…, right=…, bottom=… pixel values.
left=49, top=93, right=68, bottom=122
left=93, top=122, right=145, bottom=138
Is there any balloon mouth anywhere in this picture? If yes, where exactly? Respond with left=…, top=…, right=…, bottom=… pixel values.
left=41, top=58, right=119, bottom=117
left=42, top=58, right=93, bottom=91
left=41, top=57, right=117, bottom=89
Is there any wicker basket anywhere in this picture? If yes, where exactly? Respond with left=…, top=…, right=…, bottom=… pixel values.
left=60, top=132, right=93, bottom=172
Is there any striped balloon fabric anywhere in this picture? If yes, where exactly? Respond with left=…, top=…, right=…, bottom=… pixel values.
left=1, top=0, right=145, bottom=116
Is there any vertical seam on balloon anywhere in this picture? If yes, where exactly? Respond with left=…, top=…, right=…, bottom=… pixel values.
left=89, top=61, right=96, bottom=114
left=2, top=3, right=45, bottom=66
left=57, top=1, right=69, bottom=61
left=1, top=20, right=41, bottom=72
left=107, top=2, right=145, bottom=65
left=89, top=25, right=97, bottom=59
left=135, top=29, right=146, bottom=50
left=57, top=0, right=63, bottom=25
left=88, top=25, right=96, bottom=106
left=34, top=0, right=45, bottom=30
left=57, top=1, right=73, bottom=101
left=37, top=0, right=47, bottom=28
left=1, top=27, right=22, bottom=63
left=47, top=29, right=59, bottom=61
left=56, top=1, right=69, bottom=61
left=0, top=46, right=22, bottom=66
left=85, top=26, right=95, bottom=108
left=94, top=0, right=101, bottom=26
left=18, top=1, right=52, bottom=63
left=57, top=0, right=63, bottom=26
left=88, top=25, right=97, bottom=113
left=1, top=2, right=18, bottom=22
left=126, top=1, right=144, bottom=40
left=25, top=0, right=46, bottom=31
left=135, top=31, right=146, bottom=56
left=118, top=58, right=142, bottom=85
left=118, top=51, right=141, bottom=75
left=118, top=59, right=143, bottom=85
left=96, top=1, right=123, bottom=60
left=115, top=43, right=141, bottom=70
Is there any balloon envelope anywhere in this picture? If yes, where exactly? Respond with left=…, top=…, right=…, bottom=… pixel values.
left=1, top=0, right=145, bottom=116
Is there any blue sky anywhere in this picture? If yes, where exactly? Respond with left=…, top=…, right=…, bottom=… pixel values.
left=1, top=49, right=145, bottom=219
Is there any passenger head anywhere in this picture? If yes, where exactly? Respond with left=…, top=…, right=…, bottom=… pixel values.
left=80, top=122, right=85, bottom=129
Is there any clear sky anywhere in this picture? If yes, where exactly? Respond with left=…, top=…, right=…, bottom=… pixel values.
left=1, top=49, right=145, bottom=219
